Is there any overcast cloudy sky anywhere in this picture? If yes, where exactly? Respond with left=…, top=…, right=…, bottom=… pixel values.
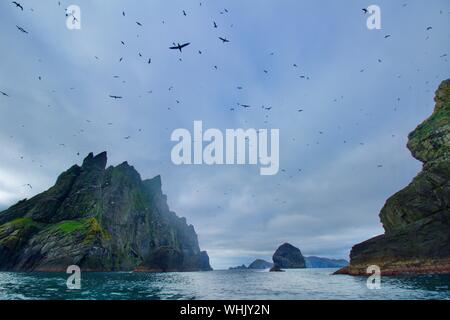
left=0, top=0, right=449, bottom=269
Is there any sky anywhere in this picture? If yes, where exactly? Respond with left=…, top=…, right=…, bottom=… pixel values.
left=0, top=0, right=449, bottom=270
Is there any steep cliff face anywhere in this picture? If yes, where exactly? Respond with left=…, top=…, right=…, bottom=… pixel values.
left=0, top=152, right=212, bottom=272
left=338, top=79, right=450, bottom=275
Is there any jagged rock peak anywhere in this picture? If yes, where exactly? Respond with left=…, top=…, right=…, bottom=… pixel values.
left=82, top=151, right=107, bottom=169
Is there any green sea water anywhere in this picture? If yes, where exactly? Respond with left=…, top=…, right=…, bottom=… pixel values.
left=1, top=269, right=449, bottom=300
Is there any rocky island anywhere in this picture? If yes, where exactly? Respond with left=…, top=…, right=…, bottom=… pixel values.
left=270, top=243, right=306, bottom=271
left=0, top=152, right=212, bottom=272
left=336, top=78, right=450, bottom=275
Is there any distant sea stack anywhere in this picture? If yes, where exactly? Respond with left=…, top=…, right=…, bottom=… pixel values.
left=270, top=243, right=306, bottom=271
left=248, top=259, right=273, bottom=270
left=304, top=257, right=348, bottom=269
left=228, top=259, right=273, bottom=270
left=0, top=152, right=212, bottom=272
left=337, top=78, right=450, bottom=276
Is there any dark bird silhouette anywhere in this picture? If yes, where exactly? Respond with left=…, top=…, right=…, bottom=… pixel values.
left=362, top=8, right=368, bottom=14
left=16, top=25, right=28, bottom=33
left=136, top=21, right=142, bottom=26
left=12, top=1, right=23, bottom=10
left=219, top=37, right=230, bottom=43
left=183, top=10, right=187, bottom=16
left=109, top=95, right=123, bottom=99
left=169, top=42, right=190, bottom=52
left=384, top=34, right=391, bottom=38
left=0, top=91, right=9, bottom=97
left=426, top=26, right=433, bottom=31
left=240, top=104, right=251, bottom=108
left=213, top=21, right=218, bottom=28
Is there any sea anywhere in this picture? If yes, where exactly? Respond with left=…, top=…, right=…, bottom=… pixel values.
left=1, top=269, right=449, bottom=300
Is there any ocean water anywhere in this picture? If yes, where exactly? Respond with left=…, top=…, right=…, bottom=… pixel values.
left=0, top=269, right=449, bottom=300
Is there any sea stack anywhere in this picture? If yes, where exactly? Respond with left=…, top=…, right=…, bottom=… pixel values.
left=336, top=78, right=450, bottom=275
left=270, top=243, right=306, bottom=271
left=0, top=152, right=212, bottom=272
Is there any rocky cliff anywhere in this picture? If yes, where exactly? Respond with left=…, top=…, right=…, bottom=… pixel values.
left=337, top=78, right=450, bottom=275
left=0, top=152, right=212, bottom=272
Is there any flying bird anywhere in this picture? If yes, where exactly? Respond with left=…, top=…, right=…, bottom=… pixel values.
left=362, top=8, right=368, bottom=14
left=16, top=25, right=28, bottom=33
left=169, top=42, right=190, bottom=52
left=219, top=37, right=230, bottom=43
left=213, top=21, right=218, bottom=28
left=12, top=1, right=23, bottom=10
left=0, top=91, right=9, bottom=97
left=109, top=95, right=123, bottom=99
left=136, top=21, right=142, bottom=26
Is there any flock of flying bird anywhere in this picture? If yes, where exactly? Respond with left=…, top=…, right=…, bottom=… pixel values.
left=1, top=1, right=449, bottom=195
